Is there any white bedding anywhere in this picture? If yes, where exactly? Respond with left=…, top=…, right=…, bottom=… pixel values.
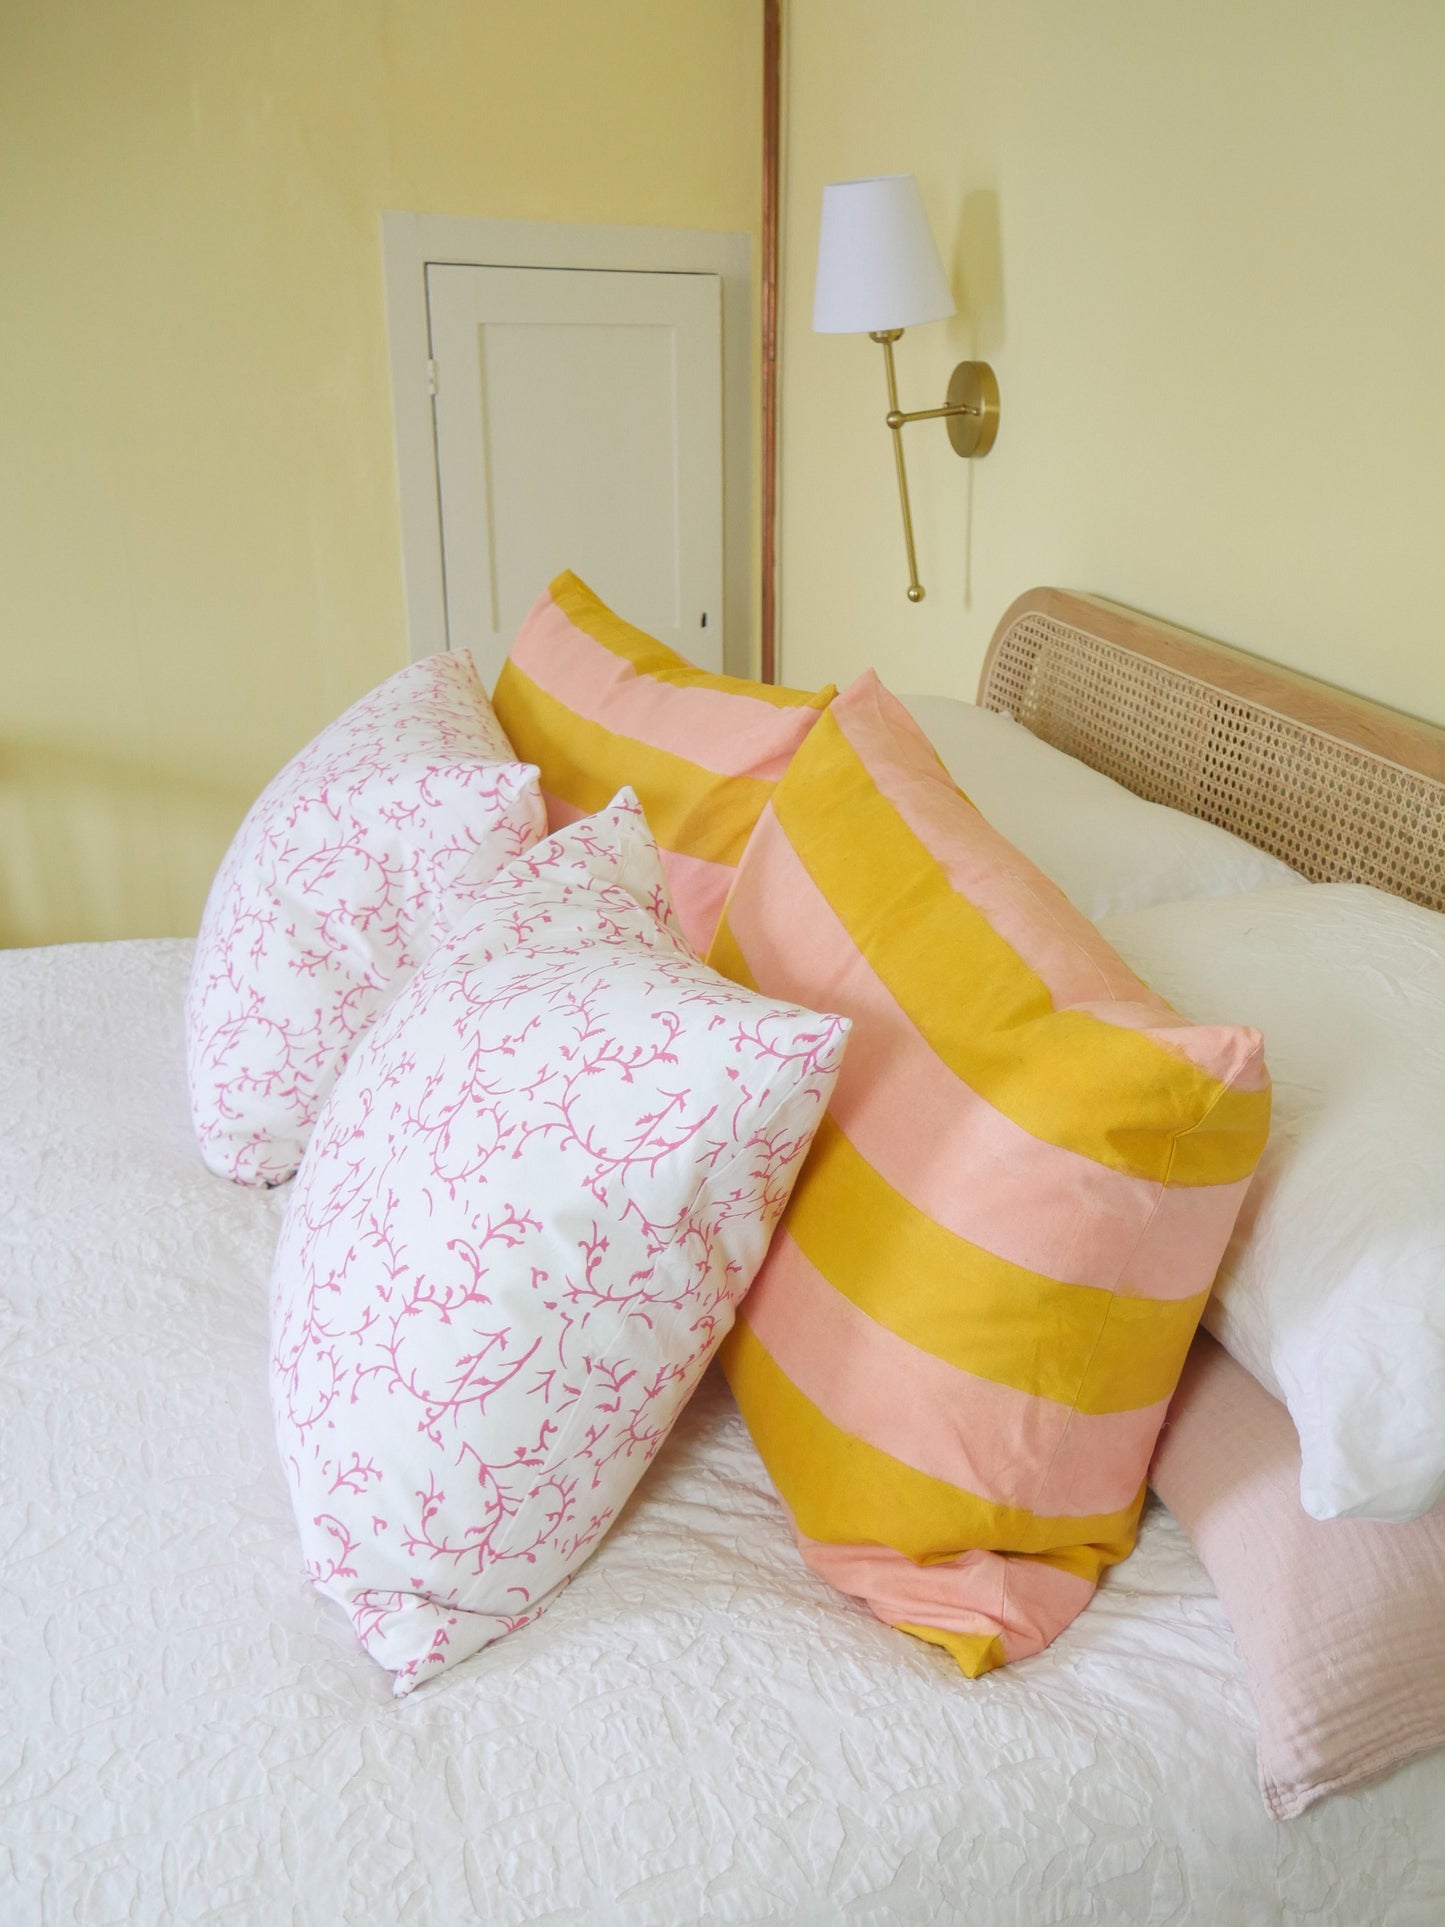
left=3, top=940, right=1443, bottom=1926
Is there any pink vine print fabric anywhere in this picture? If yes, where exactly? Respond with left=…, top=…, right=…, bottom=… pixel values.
left=186, top=653, right=546, bottom=1186
left=270, top=792, right=850, bottom=1693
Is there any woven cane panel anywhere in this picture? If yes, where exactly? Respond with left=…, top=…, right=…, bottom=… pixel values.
left=982, top=612, right=1445, bottom=914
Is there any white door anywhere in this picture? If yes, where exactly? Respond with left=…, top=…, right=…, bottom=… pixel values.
left=427, top=263, right=724, bottom=684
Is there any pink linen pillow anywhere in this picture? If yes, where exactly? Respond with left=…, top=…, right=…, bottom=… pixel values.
left=187, top=652, right=545, bottom=1186
left=270, top=790, right=849, bottom=1694
left=1150, top=1333, right=1445, bottom=1819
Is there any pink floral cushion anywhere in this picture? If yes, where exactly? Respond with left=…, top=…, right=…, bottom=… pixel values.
left=186, top=653, right=545, bottom=1186
left=269, top=791, right=850, bottom=1694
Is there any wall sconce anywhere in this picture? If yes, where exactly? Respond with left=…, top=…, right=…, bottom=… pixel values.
left=813, top=173, right=999, bottom=602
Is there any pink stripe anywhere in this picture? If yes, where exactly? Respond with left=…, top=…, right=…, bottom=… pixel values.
left=514, top=594, right=818, bottom=781
left=795, top=1531, right=1097, bottom=1665
left=746, top=1232, right=1167, bottom=1518
left=656, top=847, right=734, bottom=958
left=725, top=811, right=1248, bottom=1299
left=542, top=789, right=587, bottom=831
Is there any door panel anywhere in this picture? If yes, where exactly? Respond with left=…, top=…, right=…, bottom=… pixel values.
left=427, top=264, right=723, bottom=684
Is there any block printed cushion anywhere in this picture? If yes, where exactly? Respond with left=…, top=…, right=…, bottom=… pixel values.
left=187, top=652, right=545, bottom=1185
left=270, top=792, right=850, bottom=1692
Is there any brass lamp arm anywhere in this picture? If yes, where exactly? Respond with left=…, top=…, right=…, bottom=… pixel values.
left=867, top=328, right=999, bottom=603
left=886, top=400, right=979, bottom=429
left=873, top=331, right=926, bottom=602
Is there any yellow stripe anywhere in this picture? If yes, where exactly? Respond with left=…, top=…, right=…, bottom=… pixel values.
left=493, top=660, right=773, bottom=868
left=769, top=710, right=1268, bottom=1187
left=550, top=571, right=834, bottom=710
left=721, top=1320, right=1144, bottom=1563
left=784, top=1118, right=1209, bottom=1414
left=895, top=1624, right=1006, bottom=1678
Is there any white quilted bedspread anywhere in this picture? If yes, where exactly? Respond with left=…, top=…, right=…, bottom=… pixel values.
left=3, top=940, right=1443, bottom=1927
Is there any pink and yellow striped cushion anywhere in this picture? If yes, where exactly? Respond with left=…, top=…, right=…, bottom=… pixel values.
left=708, top=671, right=1271, bottom=1677
left=492, top=573, right=835, bottom=954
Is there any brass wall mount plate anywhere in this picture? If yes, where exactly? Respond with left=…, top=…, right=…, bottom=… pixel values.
left=946, top=361, right=1000, bottom=458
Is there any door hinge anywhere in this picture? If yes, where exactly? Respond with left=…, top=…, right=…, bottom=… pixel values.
left=426, top=357, right=438, bottom=398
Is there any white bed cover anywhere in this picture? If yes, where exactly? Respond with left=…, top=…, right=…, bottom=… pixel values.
left=3, top=940, right=1441, bottom=1927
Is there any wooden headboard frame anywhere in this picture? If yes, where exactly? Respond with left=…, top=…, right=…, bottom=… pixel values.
left=978, top=587, right=1445, bottom=914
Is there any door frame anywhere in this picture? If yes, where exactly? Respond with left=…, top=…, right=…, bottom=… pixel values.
left=381, top=212, right=753, bottom=675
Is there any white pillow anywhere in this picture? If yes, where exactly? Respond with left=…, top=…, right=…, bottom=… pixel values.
left=270, top=790, right=849, bottom=1693
left=1097, top=882, right=1445, bottom=1523
left=900, top=695, right=1303, bottom=919
left=187, top=652, right=545, bottom=1186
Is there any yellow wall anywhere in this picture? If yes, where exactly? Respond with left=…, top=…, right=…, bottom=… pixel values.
left=777, top=1, right=1445, bottom=728
left=0, top=0, right=760, bottom=946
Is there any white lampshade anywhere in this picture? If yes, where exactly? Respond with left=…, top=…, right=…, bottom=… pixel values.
left=812, top=174, right=956, bottom=335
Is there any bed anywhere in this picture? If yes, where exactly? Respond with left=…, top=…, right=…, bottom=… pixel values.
left=4, top=590, right=1444, bottom=1925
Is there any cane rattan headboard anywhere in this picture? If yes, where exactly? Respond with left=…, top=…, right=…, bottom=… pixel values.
left=978, top=588, right=1445, bottom=914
